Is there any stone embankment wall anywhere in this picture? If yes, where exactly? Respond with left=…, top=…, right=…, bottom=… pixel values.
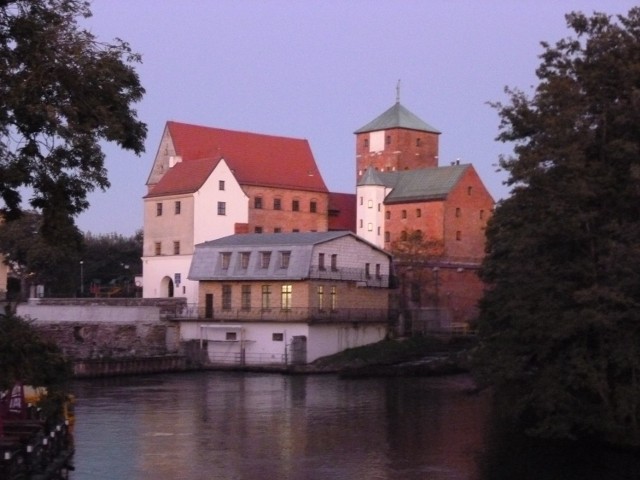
left=16, top=298, right=189, bottom=377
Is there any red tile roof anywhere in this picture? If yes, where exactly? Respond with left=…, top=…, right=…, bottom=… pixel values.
left=328, top=192, right=356, bottom=232
left=146, top=157, right=220, bottom=198
left=148, top=121, right=328, bottom=197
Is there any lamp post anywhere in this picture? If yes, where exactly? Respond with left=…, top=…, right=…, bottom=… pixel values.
left=80, top=260, right=84, bottom=296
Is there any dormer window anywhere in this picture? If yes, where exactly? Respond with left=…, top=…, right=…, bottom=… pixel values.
left=280, top=251, right=291, bottom=269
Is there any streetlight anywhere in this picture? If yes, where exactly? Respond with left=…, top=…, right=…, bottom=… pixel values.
left=80, top=260, right=84, bottom=296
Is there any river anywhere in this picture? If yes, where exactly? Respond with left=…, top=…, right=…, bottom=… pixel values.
left=68, top=372, right=640, bottom=480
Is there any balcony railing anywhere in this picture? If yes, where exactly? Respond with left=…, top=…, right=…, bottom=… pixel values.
left=167, top=305, right=393, bottom=324
left=307, top=266, right=390, bottom=287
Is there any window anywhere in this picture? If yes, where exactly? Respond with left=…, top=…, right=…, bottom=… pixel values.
left=173, top=241, right=180, bottom=255
left=367, top=199, right=373, bottom=208
left=239, top=252, right=250, bottom=269
left=255, top=226, right=263, bottom=233
left=154, top=242, right=161, bottom=256
left=261, top=285, right=271, bottom=310
left=225, top=331, right=237, bottom=341
left=310, top=200, right=317, bottom=213
left=415, top=229, right=423, bottom=240
left=360, top=196, right=363, bottom=205
left=260, top=251, right=271, bottom=269
left=402, top=210, right=407, bottom=219
left=456, top=231, right=462, bottom=241
left=467, top=186, right=472, bottom=195
left=331, top=254, right=338, bottom=271
left=385, top=231, right=390, bottom=243
left=367, top=223, right=373, bottom=232
left=222, top=285, right=232, bottom=310
left=274, top=227, right=282, bottom=233
left=377, top=226, right=381, bottom=236
left=174, top=201, right=181, bottom=215
left=217, top=201, right=226, bottom=215
left=156, top=203, right=163, bottom=216
left=219, top=180, right=225, bottom=191
left=386, top=211, right=391, bottom=220
left=272, top=333, right=284, bottom=342
left=416, top=138, right=421, bottom=147
left=317, top=286, right=324, bottom=310
left=364, top=138, right=369, bottom=148
left=280, top=251, right=291, bottom=269
left=292, top=229, right=299, bottom=232
left=273, top=198, right=281, bottom=210
left=241, top=285, right=251, bottom=310
left=376, top=264, right=381, bottom=279
left=330, top=286, right=337, bottom=310
left=318, top=253, right=325, bottom=270
left=386, top=135, right=391, bottom=145
left=281, top=284, right=292, bottom=310
left=292, top=200, right=300, bottom=212
left=378, top=203, right=381, bottom=212
left=365, top=263, right=371, bottom=278
left=456, top=207, right=461, bottom=218
left=221, top=252, right=231, bottom=270
left=359, top=219, right=363, bottom=229
left=254, top=197, right=263, bottom=209
left=416, top=208, right=421, bottom=218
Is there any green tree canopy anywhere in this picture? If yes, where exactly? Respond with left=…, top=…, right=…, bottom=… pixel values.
left=0, top=0, right=146, bottom=233
left=475, top=8, right=640, bottom=447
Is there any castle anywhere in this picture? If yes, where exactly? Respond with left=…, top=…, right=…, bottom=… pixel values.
left=142, top=99, right=494, bottom=328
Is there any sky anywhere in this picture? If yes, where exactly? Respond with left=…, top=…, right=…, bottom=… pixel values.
left=72, top=0, right=638, bottom=236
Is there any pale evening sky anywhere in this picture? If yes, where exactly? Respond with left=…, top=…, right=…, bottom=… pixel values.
left=73, top=0, right=637, bottom=235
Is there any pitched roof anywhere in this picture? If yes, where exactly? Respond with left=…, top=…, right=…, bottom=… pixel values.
left=162, top=121, right=328, bottom=193
left=145, top=157, right=221, bottom=198
left=357, top=166, right=385, bottom=186
left=328, top=192, right=357, bottom=232
left=374, top=164, right=470, bottom=204
left=354, top=102, right=441, bottom=134
left=199, top=231, right=350, bottom=248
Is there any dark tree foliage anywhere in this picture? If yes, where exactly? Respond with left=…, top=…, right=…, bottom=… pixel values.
left=0, top=210, right=82, bottom=297
left=475, top=8, right=640, bottom=446
left=0, top=0, right=146, bottom=231
left=0, top=310, right=71, bottom=392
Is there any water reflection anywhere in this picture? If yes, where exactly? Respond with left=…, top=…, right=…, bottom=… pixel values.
left=69, top=372, right=640, bottom=480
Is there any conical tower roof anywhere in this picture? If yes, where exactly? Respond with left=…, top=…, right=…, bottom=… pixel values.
left=357, top=166, right=385, bottom=186
left=354, top=102, right=440, bottom=134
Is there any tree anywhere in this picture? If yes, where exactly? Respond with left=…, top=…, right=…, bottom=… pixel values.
left=475, top=8, right=640, bottom=447
left=0, top=211, right=82, bottom=297
left=0, top=0, right=146, bottom=233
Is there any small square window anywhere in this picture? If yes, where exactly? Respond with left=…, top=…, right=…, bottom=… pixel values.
left=219, top=180, right=225, bottom=191
left=274, top=227, right=282, bottom=233
left=272, top=333, right=284, bottom=342
left=218, top=201, right=226, bottom=215
left=255, top=226, right=263, bottom=233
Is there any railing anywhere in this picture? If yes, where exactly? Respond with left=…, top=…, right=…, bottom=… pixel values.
left=307, top=266, right=390, bottom=287
left=168, top=305, right=394, bottom=323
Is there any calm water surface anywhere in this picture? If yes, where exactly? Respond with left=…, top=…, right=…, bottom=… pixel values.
left=69, top=372, right=640, bottom=480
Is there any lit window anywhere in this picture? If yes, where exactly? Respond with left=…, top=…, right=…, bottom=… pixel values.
left=330, top=286, right=337, bottom=310
left=156, top=203, right=163, bottom=216
left=261, top=285, right=271, bottom=310
left=280, top=251, right=291, bottom=269
left=261, top=252, right=271, bottom=269
left=173, top=241, right=180, bottom=255
left=154, top=242, right=161, bottom=255
left=241, top=285, right=251, bottom=310
left=254, top=197, right=263, bottom=209
left=281, top=284, right=292, bottom=310
left=217, top=201, right=226, bottom=215
left=317, top=285, right=324, bottom=310
left=221, top=252, right=231, bottom=270
left=219, top=180, right=225, bottom=191
left=274, top=198, right=281, bottom=210
left=174, top=201, right=181, bottom=215
left=221, top=285, right=232, bottom=310
left=292, top=200, right=300, bottom=212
